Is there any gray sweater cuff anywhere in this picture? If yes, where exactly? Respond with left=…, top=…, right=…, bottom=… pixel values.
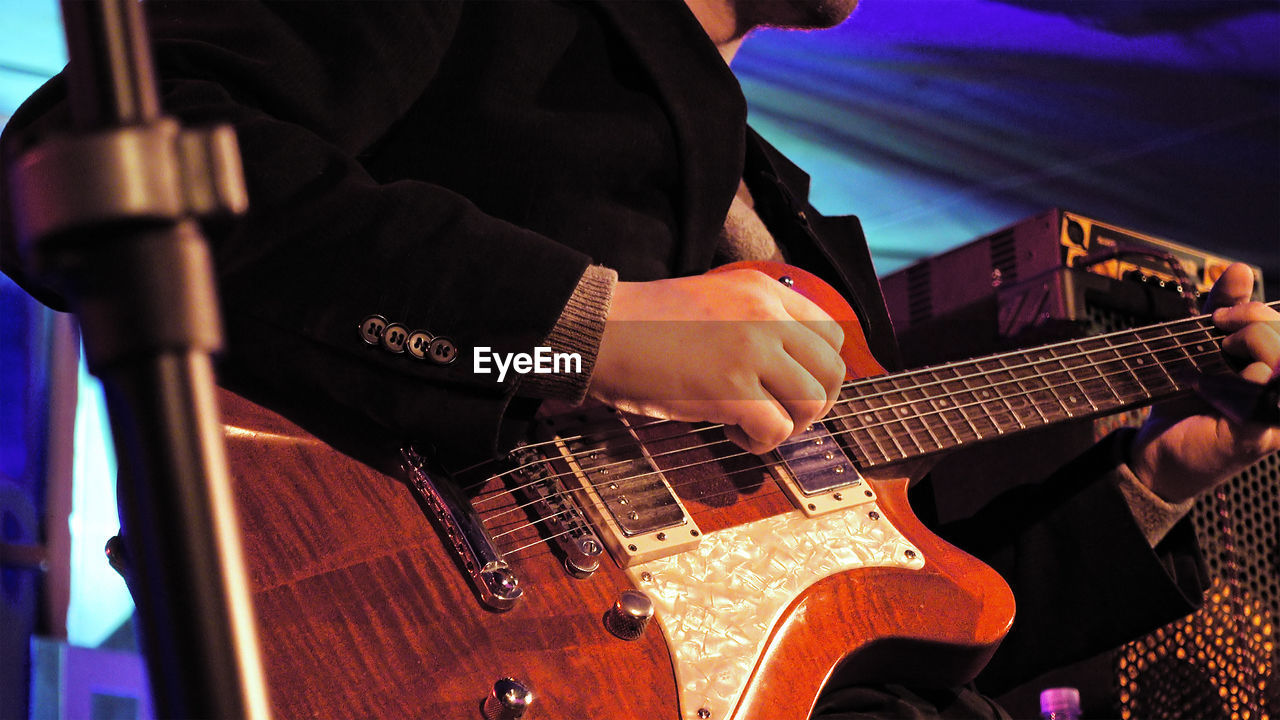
left=1112, top=428, right=1197, bottom=546
left=517, top=265, right=617, bottom=403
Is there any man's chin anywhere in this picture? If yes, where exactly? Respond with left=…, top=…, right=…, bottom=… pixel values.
left=747, top=0, right=860, bottom=31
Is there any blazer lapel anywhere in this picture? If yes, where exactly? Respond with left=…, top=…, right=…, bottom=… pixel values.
left=593, top=0, right=746, bottom=275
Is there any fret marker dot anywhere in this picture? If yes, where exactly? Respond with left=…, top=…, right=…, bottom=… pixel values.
left=864, top=414, right=875, bottom=422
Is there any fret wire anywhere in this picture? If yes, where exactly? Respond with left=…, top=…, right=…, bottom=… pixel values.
left=993, top=351, right=1044, bottom=422
left=485, top=306, right=1246, bottom=491
left=1056, top=343, right=1102, bottom=413
left=1098, top=332, right=1152, bottom=403
left=835, top=396, right=891, bottom=465
left=996, top=353, right=1048, bottom=426
left=890, top=375, right=948, bottom=452
left=951, top=364, right=1001, bottom=439
left=832, top=343, right=1220, bottom=445
left=1046, top=343, right=1097, bottom=415
left=839, top=313, right=1228, bottom=407
left=1142, top=326, right=1182, bottom=391
left=945, top=368, right=984, bottom=443
left=866, top=387, right=910, bottom=460
left=1033, top=347, right=1079, bottom=420
left=1020, top=349, right=1073, bottom=421
left=865, top=366, right=983, bottom=445
left=840, top=318, right=1224, bottom=416
left=919, top=368, right=966, bottom=447
left=842, top=394, right=899, bottom=463
left=1078, top=336, right=1124, bottom=407
left=1164, top=321, right=1218, bottom=385
left=844, top=421, right=882, bottom=467
left=881, top=385, right=927, bottom=456
left=956, top=362, right=1007, bottom=435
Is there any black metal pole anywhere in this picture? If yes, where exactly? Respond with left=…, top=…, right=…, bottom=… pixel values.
left=10, top=0, right=270, bottom=716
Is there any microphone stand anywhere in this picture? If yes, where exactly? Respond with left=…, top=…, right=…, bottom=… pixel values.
left=7, top=0, right=270, bottom=716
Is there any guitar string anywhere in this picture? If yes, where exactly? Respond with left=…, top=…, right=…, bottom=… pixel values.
left=452, top=304, right=1238, bottom=491
left=494, top=480, right=793, bottom=558
left=474, top=340, right=1224, bottom=540
left=484, top=442, right=795, bottom=543
left=468, top=320, right=1226, bottom=519
left=471, top=328, right=1224, bottom=525
left=477, top=303, right=1274, bottom=555
left=467, top=314, right=1224, bottom=507
left=465, top=309, right=1226, bottom=500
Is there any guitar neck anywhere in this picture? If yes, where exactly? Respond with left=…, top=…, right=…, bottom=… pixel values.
left=836, top=301, right=1276, bottom=467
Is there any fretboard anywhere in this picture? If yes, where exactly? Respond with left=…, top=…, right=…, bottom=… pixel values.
left=836, top=305, right=1264, bottom=468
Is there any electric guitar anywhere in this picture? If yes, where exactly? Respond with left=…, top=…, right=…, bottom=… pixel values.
left=220, top=261, right=1273, bottom=719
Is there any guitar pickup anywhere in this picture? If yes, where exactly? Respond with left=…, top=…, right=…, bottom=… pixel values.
left=771, top=421, right=876, bottom=517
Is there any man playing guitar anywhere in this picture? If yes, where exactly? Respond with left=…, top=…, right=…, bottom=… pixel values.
left=2, top=0, right=1277, bottom=717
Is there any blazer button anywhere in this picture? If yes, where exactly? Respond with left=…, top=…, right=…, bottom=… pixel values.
left=427, top=337, right=459, bottom=365
left=358, top=314, right=388, bottom=345
left=406, top=330, right=433, bottom=360
left=381, top=323, right=409, bottom=354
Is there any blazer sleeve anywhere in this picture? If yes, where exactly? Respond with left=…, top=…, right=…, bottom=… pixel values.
left=1, top=1, right=593, bottom=461
left=931, top=430, right=1209, bottom=695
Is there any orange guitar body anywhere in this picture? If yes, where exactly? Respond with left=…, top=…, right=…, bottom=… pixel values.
left=222, top=261, right=1016, bottom=719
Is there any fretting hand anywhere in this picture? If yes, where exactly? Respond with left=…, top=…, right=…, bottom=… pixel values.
left=1129, top=263, right=1280, bottom=502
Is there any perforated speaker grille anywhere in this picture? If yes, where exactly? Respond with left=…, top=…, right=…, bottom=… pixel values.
left=1086, top=304, right=1277, bottom=720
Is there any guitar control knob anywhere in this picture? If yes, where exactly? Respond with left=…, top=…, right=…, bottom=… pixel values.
left=483, top=677, right=533, bottom=720
left=603, top=589, right=653, bottom=640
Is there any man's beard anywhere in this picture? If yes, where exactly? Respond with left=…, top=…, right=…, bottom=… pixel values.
left=739, top=0, right=860, bottom=31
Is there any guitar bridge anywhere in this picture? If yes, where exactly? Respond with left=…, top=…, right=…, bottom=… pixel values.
left=401, top=447, right=523, bottom=611
left=507, top=442, right=605, bottom=577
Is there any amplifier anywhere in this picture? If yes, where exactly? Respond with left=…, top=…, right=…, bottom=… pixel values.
left=880, top=208, right=1264, bottom=340
left=878, top=212, right=1275, bottom=720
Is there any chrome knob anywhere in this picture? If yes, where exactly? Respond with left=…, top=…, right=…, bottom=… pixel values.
left=483, top=677, right=533, bottom=720
left=603, top=589, right=653, bottom=640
